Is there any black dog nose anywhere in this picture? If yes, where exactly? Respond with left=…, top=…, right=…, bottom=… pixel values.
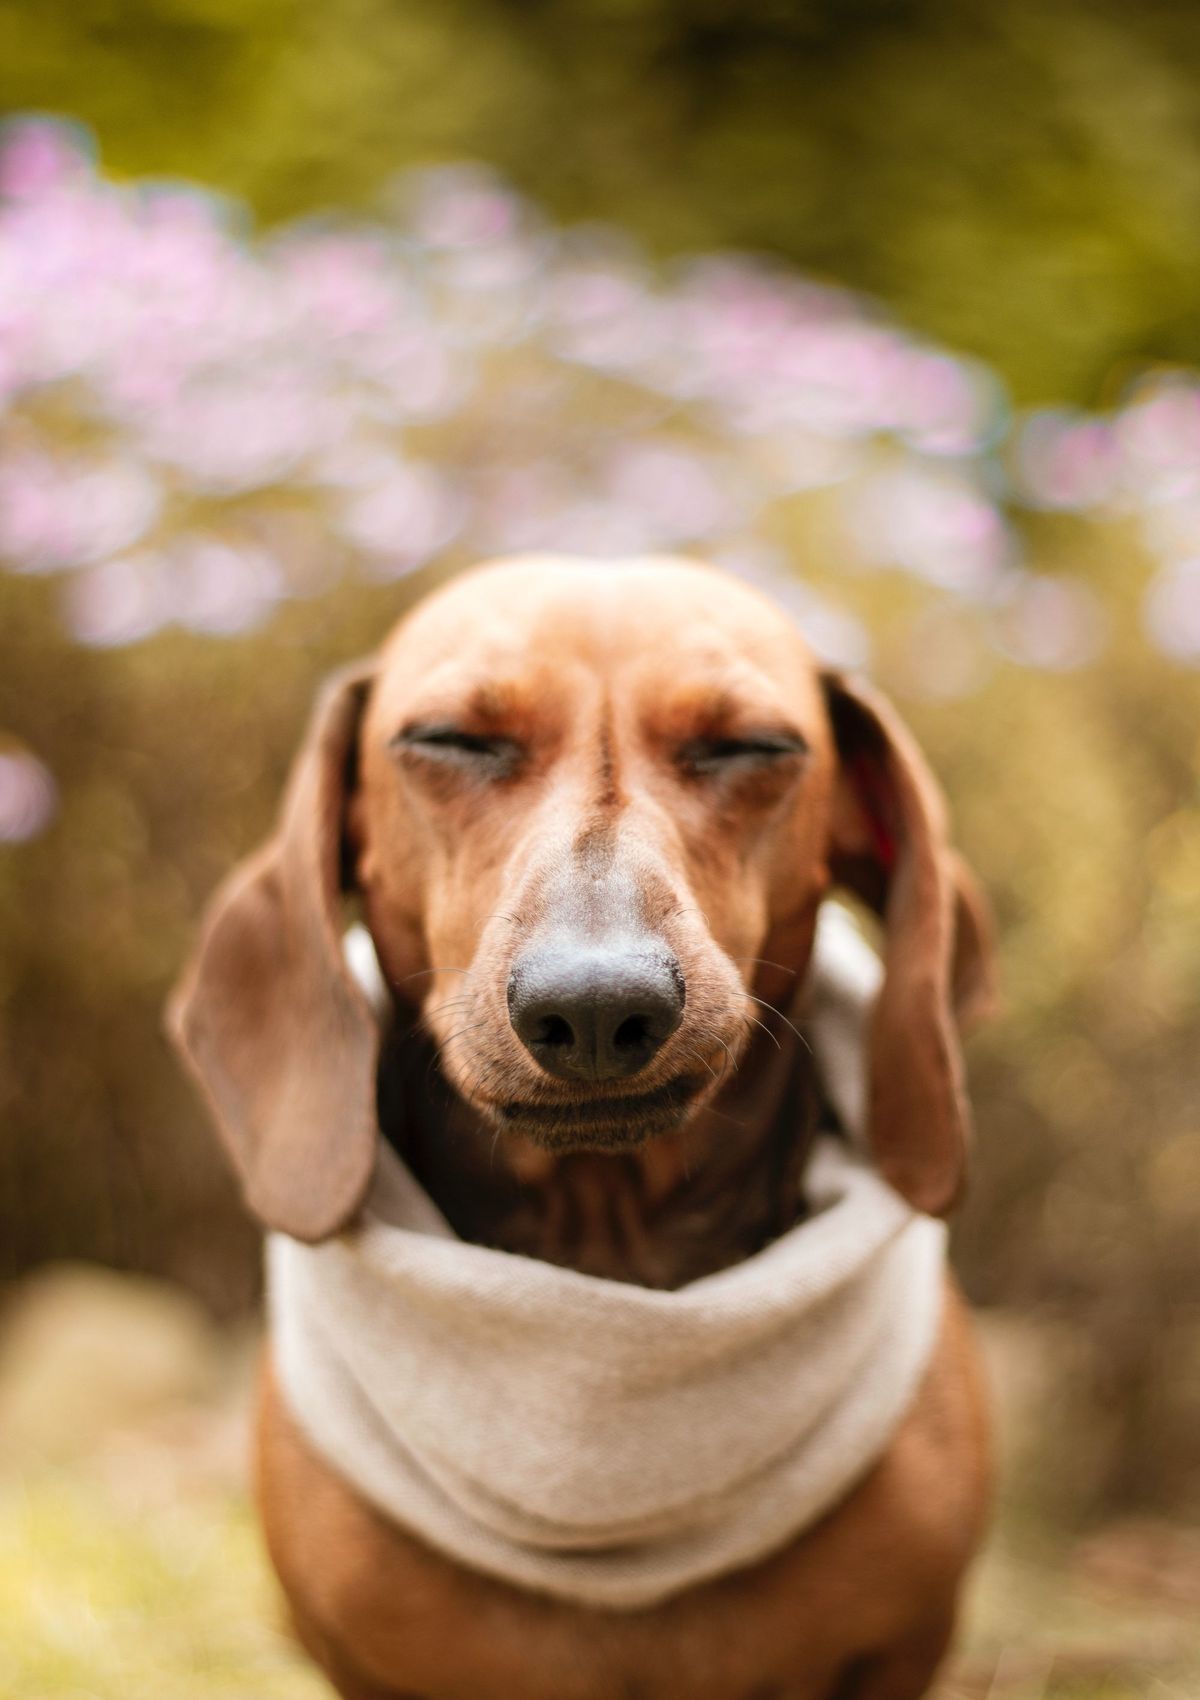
left=507, top=939, right=685, bottom=1082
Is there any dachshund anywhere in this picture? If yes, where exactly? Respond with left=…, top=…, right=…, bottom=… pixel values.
left=170, top=554, right=995, bottom=1700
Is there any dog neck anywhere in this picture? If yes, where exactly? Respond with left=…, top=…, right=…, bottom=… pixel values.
left=376, top=1013, right=822, bottom=1290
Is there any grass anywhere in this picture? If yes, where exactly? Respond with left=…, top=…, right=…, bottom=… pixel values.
left=0, top=1476, right=326, bottom=1700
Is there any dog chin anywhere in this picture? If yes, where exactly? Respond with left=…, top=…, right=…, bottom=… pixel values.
left=485, top=1075, right=707, bottom=1153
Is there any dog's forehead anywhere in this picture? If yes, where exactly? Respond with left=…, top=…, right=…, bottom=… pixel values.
left=376, top=556, right=817, bottom=700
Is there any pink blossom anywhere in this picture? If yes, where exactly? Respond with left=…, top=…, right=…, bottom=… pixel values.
left=991, top=575, right=1107, bottom=671
left=338, top=463, right=465, bottom=574
left=1118, top=377, right=1200, bottom=500
left=850, top=466, right=1012, bottom=592
left=5, top=111, right=1192, bottom=681
left=1144, top=559, right=1200, bottom=662
left=170, top=538, right=285, bottom=635
left=0, top=118, right=91, bottom=201
left=0, top=749, right=58, bottom=842
left=605, top=443, right=745, bottom=544
left=403, top=167, right=525, bottom=250
left=1016, top=412, right=1120, bottom=510
left=65, top=553, right=172, bottom=646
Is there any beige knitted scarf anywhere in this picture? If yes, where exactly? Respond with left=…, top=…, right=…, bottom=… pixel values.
left=268, top=906, right=947, bottom=1610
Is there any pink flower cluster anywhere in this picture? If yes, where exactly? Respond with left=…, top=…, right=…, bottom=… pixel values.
left=2, top=115, right=1198, bottom=839
left=0, top=118, right=1010, bottom=654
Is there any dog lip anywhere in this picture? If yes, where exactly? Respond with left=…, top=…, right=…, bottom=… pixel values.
left=496, top=1073, right=704, bottom=1127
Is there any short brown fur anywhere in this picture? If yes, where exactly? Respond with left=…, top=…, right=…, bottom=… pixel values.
left=170, top=554, right=996, bottom=1699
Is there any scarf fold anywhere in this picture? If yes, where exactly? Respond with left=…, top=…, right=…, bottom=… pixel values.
left=268, top=905, right=947, bottom=1609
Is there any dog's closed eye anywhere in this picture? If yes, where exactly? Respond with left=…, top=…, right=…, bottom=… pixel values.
left=678, top=730, right=809, bottom=777
left=391, top=723, right=524, bottom=779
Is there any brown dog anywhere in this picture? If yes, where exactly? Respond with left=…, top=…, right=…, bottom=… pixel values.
left=170, top=555, right=994, bottom=1700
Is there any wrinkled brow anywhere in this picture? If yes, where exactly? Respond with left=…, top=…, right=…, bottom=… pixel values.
left=651, top=676, right=799, bottom=735
left=390, top=671, right=536, bottom=728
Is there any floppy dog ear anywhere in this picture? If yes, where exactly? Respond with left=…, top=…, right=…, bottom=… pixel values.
left=168, top=662, right=380, bottom=1242
left=821, top=672, right=996, bottom=1215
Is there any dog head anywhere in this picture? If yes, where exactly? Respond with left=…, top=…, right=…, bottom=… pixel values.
left=169, top=555, right=993, bottom=1241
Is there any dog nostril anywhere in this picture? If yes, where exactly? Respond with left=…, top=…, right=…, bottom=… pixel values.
left=508, top=940, right=685, bottom=1082
left=535, top=1013, right=575, bottom=1050
left=613, top=1013, right=652, bottom=1054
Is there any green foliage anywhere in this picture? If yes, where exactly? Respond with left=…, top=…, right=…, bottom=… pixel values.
left=8, top=0, right=1200, bottom=399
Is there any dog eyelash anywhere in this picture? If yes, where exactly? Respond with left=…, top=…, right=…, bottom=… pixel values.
left=679, top=732, right=809, bottom=775
left=391, top=724, right=524, bottom=775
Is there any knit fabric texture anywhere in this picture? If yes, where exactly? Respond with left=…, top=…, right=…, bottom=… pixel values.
left=267, top=906, right=947, bottom=1609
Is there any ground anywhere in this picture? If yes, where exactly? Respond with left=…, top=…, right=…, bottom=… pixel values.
left=0, top=1267, right=1196, bottom=1700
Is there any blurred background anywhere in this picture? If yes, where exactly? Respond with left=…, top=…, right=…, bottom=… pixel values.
left=2, top=3, right=1200, bottom=1695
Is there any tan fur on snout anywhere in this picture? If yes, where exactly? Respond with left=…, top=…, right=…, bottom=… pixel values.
left=170, top=553, right=995, bottom=1699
